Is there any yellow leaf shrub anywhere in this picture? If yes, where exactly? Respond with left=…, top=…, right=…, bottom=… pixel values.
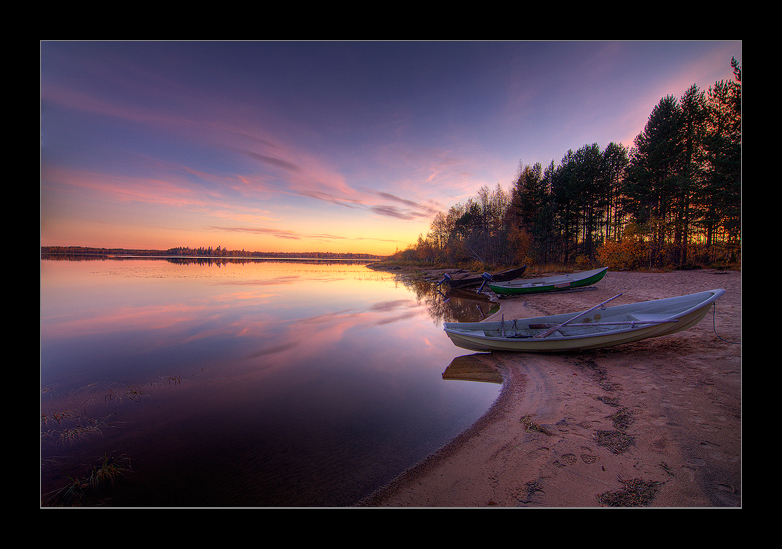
left=597, top=236, right=648, bottom=270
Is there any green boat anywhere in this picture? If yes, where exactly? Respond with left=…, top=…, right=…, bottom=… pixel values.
left=487, top=267, right=608, bottom=295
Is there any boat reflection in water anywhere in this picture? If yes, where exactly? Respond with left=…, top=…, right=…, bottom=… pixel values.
left=442, top=354, right=503, bottom=385
left=395, top=272, right=499, bottom=325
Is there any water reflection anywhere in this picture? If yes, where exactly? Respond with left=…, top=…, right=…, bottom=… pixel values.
left=40, top=258, right=501, bottom=507
left=443, top=354, right=503, bottom=384
left=392, top=274, right=499, bottom=326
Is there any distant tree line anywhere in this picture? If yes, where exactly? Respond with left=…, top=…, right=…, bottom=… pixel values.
left=41, top=246, right=166, bottom=257
left=41, top=246, right=382, bottom=260
left=395, top=58, right=741, bottom=270
left=166, top=247, right=382, bottom=260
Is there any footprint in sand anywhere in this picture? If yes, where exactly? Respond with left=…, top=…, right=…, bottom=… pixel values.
left=557, top=453, right=578, bottom=466
left=555, top=452, right=598, bottom=467
left=579, top=445, right=598, bottom=464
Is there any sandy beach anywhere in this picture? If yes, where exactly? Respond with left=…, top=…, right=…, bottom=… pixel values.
left=360, top=269, right=741, bottom=507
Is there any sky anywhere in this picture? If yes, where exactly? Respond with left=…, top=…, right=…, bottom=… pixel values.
left=40, top=40, right=742, bottom=256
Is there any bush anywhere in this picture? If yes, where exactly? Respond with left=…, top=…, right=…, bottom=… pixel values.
left=597, top=237, right=648, bottom=270
left=574, top=255, right=591, bottom=269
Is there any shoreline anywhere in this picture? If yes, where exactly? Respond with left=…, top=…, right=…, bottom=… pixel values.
left=359, top=269, right=741, bottom=507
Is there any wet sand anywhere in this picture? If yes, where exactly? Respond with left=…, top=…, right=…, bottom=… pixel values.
left=359, top=269, right=741, bottom=507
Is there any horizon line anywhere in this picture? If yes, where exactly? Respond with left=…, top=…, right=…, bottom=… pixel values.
left=41, top=245, right=389, bottom=258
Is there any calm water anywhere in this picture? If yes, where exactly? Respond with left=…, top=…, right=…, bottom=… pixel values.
left=40, top=257, right=501, bottom=507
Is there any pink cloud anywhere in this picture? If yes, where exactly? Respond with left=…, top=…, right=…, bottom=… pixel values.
left=42, top=57, right=451, bottom=228
left=41, top=164, right=207, bottom=208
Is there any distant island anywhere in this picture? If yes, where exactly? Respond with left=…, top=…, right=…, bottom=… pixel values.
left=41, top=246, right=385, bottom=260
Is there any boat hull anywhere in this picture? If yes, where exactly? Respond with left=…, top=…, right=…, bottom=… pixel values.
left=443, top=289, right=725, bottom=352
left=445, top=266, right=527, bottom=289
left=487, top=267, right=607, bottom=295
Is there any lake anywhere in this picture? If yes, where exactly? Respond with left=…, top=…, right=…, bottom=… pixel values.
left=40, top=257, right=502, bottom=507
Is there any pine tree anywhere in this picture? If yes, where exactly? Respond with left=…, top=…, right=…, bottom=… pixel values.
left=626, top=95, right=686, bottom=266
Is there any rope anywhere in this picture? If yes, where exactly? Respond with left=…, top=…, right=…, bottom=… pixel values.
left=712, top=303, right=740, bottom=344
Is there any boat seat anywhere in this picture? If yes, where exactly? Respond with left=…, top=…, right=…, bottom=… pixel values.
left=628, top=313, right=675, bottom=323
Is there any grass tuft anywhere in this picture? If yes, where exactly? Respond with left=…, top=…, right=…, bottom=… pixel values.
left=43, top=453, right=132, bottom=506
left=597, top=478, right=662, bottom=507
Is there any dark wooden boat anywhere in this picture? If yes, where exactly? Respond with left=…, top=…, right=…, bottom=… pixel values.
left=438, top=265, right=527, bottom=289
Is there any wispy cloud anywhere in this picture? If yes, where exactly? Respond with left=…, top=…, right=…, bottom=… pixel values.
left=41, top=165, right=208, bottom=208
left=368, top=189, right=441, bottom=218
left=233, top=144, right=445, bottom=221
left=369, top=205, right=427, bottom=220
left=207, top=226, right=305, bottom=240
left=229, top=147, right=302, bottom=173
left=205, top=225, right=402, bottom=244
left=41, top=50, right=448, bottom=233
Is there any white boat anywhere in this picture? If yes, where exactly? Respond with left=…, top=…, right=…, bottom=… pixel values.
left=443, top=289, right=726, bottom=352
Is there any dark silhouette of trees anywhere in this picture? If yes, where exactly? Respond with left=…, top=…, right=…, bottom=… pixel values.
left=396, top=58, right=741, bottom=270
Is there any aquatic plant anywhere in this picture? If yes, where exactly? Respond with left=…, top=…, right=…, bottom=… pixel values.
left=45, top=472, right=86, bottom=506
left=43, top=453, right=132, bottom=506
left=124, top=386, right=147, bottom=401
left=41, top=412, right=116, bottom=446
left=58, top=424, right=103, bottom=444
left=86, top=453, right=132, bottom=491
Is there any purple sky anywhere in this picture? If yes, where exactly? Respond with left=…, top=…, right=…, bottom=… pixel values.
left=40, top=41, right=741, bottom=255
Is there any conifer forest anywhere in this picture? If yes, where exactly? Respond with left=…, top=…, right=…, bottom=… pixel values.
left=394, top=58, right=741, bottom=270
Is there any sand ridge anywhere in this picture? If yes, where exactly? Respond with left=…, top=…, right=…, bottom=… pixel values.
left=360, top=269, right=741, bottom=507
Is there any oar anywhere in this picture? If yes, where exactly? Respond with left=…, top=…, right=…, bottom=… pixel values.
left=436, top=272, right=452, bottom=287
left=534, top=293, right=623, bottom=338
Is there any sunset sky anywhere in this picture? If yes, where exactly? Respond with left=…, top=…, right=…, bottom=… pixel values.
left=40, top=40, right=741, bottom=256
